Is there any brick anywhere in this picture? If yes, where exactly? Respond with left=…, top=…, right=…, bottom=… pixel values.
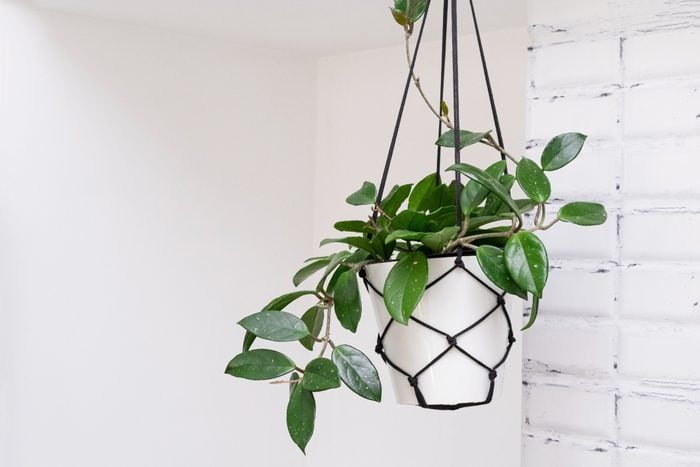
left=528, top=0, right=610, bottom=26
left=623, top=140, right=700, bottom=196
left=541, top=268, right=615, bottom=317
left=531, top=40, right=620, bottom=89
left=619, top=449, right=700, bottom=467
left=535, top=146, right=618, bottom=198
left=524, top=321, right=615, bottom=375
left=624, top=29, right=700, bottom=82
left=529, top=93, right=619, bottom=142
left=621, top=213, right=700, bottom=262
left=526, top=384, right=615, bottom=438
left=618, top=323, right=700, bottom=382
left=536, top=215, right=616, bottom=261
left=618, top=394, right=700, bottom=451
left=624, top=84, right=700, bottom=139
left=523, top=435, right=614, bottom=467
left=620, top=266, right=700, bottom=322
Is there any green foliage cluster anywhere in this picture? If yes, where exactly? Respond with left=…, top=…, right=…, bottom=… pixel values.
left=224, top=1, right=607, bottom=453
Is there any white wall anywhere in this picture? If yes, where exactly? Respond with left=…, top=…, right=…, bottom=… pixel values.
left=313, top=26, right=527, bottom=467
left=0, top=2, right=318, bottom=466
left=523, top=0, right=700, bottom=465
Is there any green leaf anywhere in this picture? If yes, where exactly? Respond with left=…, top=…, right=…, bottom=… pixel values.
left=418, top=183, right=452, bottom=212
left=447, top=162, right=523, bottom=226
left=476, top=245, right=528, bottom=299
left=302, top=358, right=341, bottom=392
left=287, top=384, right=315, bottom=454
left=421, top=226, right=460, bottom=252
left=315, top=251, right=353, bottom=290
left=440, top=100, right=449, bottom=117
left=385, top=229, right=427, bottom=243
left=293, top=259, right=331, bottom=287
left=326, top=265, right=350, bottom=294
left=392, top=0, right=428, bottom=24
left=436, top=129, right=490, bottom=149
left=558, top=202, right=607, bottom=226
left=390, top=8, right=408, bottom=26
left=516, top=158, right=551, bottom=203
left=408, top=173, right=438, bottom=210
left=334, top=220, right=368, bottom=233
left=390, top=210, right=430, bottom=231
left=504, top=231, right=548, bottom=298
left=289, top=371, right=300, bottom=395
left=522, top=296, right=539, bottom=330
left=331, top=345, right=382, bottom=402
left=482, top=173, right=516, bottom=216
left=299, top=306, right=324, bottom=351
left=243, top=291, right=318, bottom=351
left=333, top=270, right=361, bottom=333
left=467, top=213, right=516, bottom=230
left=225, top=349, right=295, bottom=380
left=319, top=237, right=374, bottom=253
left=381, top=183, right=412, bottom=216
left=383, top=251, right=428, bottom=325
left=461, top=160, right=507, bottom=215
left=541, top=132, right=587, bottom=171
left=238, top=310, right=310, bottom=342
left=345, top=181, right=377, bottom=206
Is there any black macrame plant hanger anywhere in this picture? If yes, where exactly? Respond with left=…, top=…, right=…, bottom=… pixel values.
left=360, top=0, right=516, bottom=410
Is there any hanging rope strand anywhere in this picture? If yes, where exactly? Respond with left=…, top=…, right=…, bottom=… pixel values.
left=449, top=0, right=465, bottom=262
left=435, top=0, right=449, bottom=184
left=373, top=0, right=433, bottom=221
left=468, top=0, right=507, bottom=170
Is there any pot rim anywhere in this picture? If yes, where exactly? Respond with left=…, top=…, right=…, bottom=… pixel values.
left=364, top=250, right=476, bottom=267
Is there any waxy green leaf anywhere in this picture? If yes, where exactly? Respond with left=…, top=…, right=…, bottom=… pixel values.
left=390, top=210, right=430, bottom=231
left=293, top=259, right=331, bottom=287
left=460, top=160, right=507, bottom=215
left=302, top=358, right=341, bottom=392
left=225, top=349, right=295, bottom=380
left=385, top=229, right=427, bottom=243
left=319, top=236, right=374, bottom=253
left=299, top=306, right=324, bottom=351
left=447, top=162, right=523, bottom=226
left=381, top=183, right=412, bottom=216
left=522, top=296, right=539, bottom=331
left=436, top=129, right=490, bottom=149
left=504, top=231, right=548, bottom=298
left=243, top=291, right=318, bottom=351
left=476, top=245, right=527, bottom=299
left=408, top=173, right=438, bottom=210
left=383, top=251, right=428, bottom=325
left=541, top=132, right=587, bottom=171
left=238, top=310, right=309, bottom=342
left=390, top=0, right=428, bottom=25
left=345, top=181, right=377, bottom=206
left=333, top=220, right=368, bottom=233
left=287, top=384, right=315, bottom=453
left=482, top=173, right=516, bottom=216
left=558, top=202, right=607, bottom=226
left=516, top=158, right=551, bottom=203
left=331, top=345, right=382, bottom=402
left=333, top=270, right=361, bottom=333
left=421, top=226, right=460, bottom=252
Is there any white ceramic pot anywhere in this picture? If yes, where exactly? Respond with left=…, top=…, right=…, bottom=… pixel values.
left=363, top=254, right=521, bottom=408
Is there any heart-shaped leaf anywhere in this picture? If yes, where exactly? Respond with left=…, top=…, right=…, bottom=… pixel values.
left=504, top=232, right=548, bottom=298
left=345, top=181, right=377, bottom=206
left=287, top=384, right=315, bottom=453
left=225, top=349, right=295, bottom=380
left=302, top=358, right=341, bottom=392
left=333, top=270, right=361, bottom=333
left=558, top=202, right=607, bottom=226
left=331, top=345, right=382, bottom=402
left=238, top=310, right=309, bottom=342
left=476, top=245, right=527, bottom=299
left=516, top=158, right=551, bottom=203
left=541, top=132, right=587, bottom=171
left=383, top=251, right=428, bottom=325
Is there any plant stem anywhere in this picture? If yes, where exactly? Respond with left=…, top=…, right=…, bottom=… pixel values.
left=318, top=306, right=333, bottom=358
left=269, top=378, right=302, bottom=385
left=482, top=134, right=520, bottom=164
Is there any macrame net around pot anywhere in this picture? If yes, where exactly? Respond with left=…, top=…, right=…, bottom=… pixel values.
left=363, top=0, right=520, bottom=410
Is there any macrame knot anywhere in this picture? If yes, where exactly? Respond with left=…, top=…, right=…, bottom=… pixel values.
left=407, top=376, right=418, bottom=387
left=497, top=295, right=506, bottom=306
left=358, top=267, right=367, bottom=278
left=446, top=335, right=457, bottom=346
left=454, top=257, right=465, bottom=267
left=488, top=370, right=497, bottom=380
left=508, top=333, right=516, bottom=344
left=374, top=337, right=383, bottom=354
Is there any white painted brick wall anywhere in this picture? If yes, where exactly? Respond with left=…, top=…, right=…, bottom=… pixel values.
left=525, top=0, right=700, bottom=464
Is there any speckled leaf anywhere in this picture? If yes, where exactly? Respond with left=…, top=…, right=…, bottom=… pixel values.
left=383, top=251, right=428, bottom=325
left=331, top=345, right=382, bottom=402
left=541, top=132, right=587, bottom=171
left=516, top=158, right=551, bottom=203
left=436, top=129, right=490, bottom=149
left=243, top=291, right=317, bottom=351
left=558, top=202, right=607, bottom=226
left=476, top=245, right=527, bottom=299
left=504, top=232, right=548, bottom=298
left=299, top=306, right=324, bottom=351
left=238, top=310, right=309, bottom=342
left=286, top=384, right=315, bottom=453
left=333, top=270, right=361, bottom=333
left=225, top=349, right=295, bottom=380
left=302, top=358, right=341, bottom=392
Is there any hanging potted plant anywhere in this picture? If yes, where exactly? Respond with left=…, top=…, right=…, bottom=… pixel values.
left=225, top=0, right=607, bottom=453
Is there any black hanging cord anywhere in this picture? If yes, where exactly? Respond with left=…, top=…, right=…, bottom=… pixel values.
left=435, top=0, right=449, bottom=184
left=372, top=0, right=433, bottom=221
left=468, top=0, right=507, bottom=171
left=450, top=0, right=464, bottom=262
